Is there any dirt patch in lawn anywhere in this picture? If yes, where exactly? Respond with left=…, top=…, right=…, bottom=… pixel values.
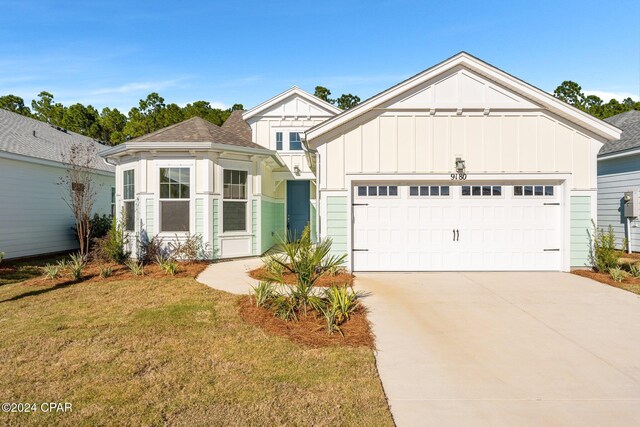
left=238, top=296, right=374, bottom=349
left=572, top=269, right=640, bottom=295
left=248, top=266, right=354, bottom=287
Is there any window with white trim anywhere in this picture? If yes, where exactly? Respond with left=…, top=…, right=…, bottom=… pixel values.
left=461, top=185, right=502, bottom=197
left=159, top=167, right=190, bottom=232
left=409, top=185, right=450, bottom=197
left=289, top=132, right=303, bottom=150
left=357, top=185, right=398, bottom=197
left=514, top=185, right=554, bottom=196
left=111, top=187, right=116, bottom=217
left=223, top=170, right=248, bottom=232
left=123, top=169, right=135, bottom=231
left=275, top=132, right=283, bottom=150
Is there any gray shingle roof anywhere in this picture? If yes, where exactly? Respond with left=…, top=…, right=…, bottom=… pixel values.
left=131, top=116, right=263, bottom=149
left=0, top=108, right=114, bottom=173
left=221, top=110, right=252, bottom=140
left=600, top=110, right=640, bottom=156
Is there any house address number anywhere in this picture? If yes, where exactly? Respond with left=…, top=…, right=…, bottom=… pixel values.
left=450, top=173, right=467, bottom=180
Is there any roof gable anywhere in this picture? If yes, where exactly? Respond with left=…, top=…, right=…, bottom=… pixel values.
left=306, top=52, right=621, bottom=142
left=243, top=86, right=341, bottom=121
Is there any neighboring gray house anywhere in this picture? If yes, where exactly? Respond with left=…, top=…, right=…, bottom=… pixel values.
left=0, top=109, right=115, bottom=259
left=598, top=110, right=640, bottom=252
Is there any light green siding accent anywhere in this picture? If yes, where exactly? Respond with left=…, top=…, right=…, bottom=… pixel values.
left=145, top=199, right=154, bottom=238
left=252, top=199, right=258, bottom=255
left=195, top=198, right=204, bottom=234
left=310, top=202, right=317, bottom=243
left=326, top=196, right=348, bottom=257
left=212, top=199, right=219, bottom=259
left=571, top=196, right=592, bottom=267
left=260, top=200, right=285, bottom=254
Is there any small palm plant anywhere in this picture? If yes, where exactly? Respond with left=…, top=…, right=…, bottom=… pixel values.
left=269, top=226, right=346, bottom=315
left=68, top=252, right=87, bottom=281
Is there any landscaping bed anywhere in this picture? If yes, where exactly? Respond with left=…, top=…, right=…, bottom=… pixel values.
left=573, top=268, right=640, bottom=295
left=248, top=265, right=354, bottom=287
left=238, top=296, right=373, bottom=348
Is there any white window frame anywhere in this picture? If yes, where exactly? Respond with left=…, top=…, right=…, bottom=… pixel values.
left=122, top=168, right=136, bottom=231
left=157, top=164, right=194, bottom=235
left=220, top=161, right=252, bottom=236
left=408, top=184, right=453, bottom=198
left=273, top=128, right=306, bottom=153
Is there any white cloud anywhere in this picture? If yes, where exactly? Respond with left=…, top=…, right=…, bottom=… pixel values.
left=584, top=90, right=638, bottom=102
left=90, top=79, right=182, bottom=95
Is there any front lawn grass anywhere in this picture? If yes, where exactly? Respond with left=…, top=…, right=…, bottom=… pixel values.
left=0, top=274, right=392, bottom=426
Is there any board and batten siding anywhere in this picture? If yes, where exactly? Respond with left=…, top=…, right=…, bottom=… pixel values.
left=325, top=196, right=348, bottom=257
left=318, top=112, right=599, bottom=191
left=0, top=156, right=114, bottom=259
left=571, top=196, right=592, bottom=267
left=598, top=154, right=640, bottom=252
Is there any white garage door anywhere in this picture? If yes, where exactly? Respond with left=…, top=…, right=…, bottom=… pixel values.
left=352, top=183, right=563, bottom=271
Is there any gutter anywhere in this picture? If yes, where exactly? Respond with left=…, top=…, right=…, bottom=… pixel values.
left=597, top=147, right=640, bottom=161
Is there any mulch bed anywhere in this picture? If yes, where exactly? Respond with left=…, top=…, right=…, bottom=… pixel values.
left=248, top=266, right=354, bottom=287
left=238, top=296, right=374, bottom=349
left=12, top=261, right=210, bottom=287
left=572, top=269, right=640, bottom=295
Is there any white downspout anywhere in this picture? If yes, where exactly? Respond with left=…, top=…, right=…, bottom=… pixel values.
left=627, top=218, right=632, bottom=254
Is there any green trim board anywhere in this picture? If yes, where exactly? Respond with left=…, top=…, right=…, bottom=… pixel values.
left=326, top=196, right=348, bottom=257
left=195, top=198, right=204, bottom=234
left=260, top=199, right=285, bottom=254
left=570, top=196, right=592, bottom=267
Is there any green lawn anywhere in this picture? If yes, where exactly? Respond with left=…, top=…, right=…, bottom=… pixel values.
left=0, top=273, right=392, bottom=426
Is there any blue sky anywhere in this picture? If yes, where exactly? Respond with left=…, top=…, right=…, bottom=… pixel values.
left=0, top=0, right=638, bottom=112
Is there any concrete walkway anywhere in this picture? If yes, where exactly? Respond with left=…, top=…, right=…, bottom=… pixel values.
left=196, top=257, right=262, bottom=294
left=356, top=272, right=640, bottom=427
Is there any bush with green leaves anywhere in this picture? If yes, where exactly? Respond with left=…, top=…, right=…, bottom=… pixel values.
left=589, top=221, right=618, bottom=273
left=262, top=254, right=285, bottom=276
left=42, top=264, right=62, bottom=280
left=629, top=264, right=640, bottom=278
left=68, top=253, right=87, bottom=281
left=99, top=265, right=113, bottom=278
left=90, top=214, right=113, bottom=241
left=125, top=259, right=144, bottom=276
left=155, top=254, right=178, bottom=276
left=250, top=281, right=278, bottom=308
left=609, top=267, right=628, bottom=283
left=92, top=215, right=130, bottom=264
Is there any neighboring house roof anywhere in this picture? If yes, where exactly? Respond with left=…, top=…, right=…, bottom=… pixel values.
left=305, top=51, right=621, bottom=143
left=242, top=86, right=342, bottom=121
left=0, top=108, right=114, bottom=173
left=600, top=110, right=640, bottom=157
left=130, top=116, right=263, bottom=149
left=221, top=110, right=252, bottom=140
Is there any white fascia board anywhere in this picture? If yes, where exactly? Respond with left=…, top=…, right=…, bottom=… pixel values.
left=0, top=150, right=115, bottom=177
left=306, top=52, right=621, bottom=143
left=597, top=147, right=640, bottom=161
left=242, top=86, right=342, bottom=121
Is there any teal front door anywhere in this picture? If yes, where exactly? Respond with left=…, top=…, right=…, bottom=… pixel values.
left=286, top=180, right=310, bottom=240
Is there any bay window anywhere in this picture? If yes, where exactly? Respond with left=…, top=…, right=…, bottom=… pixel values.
left=223, top=169, right=248, bottom=232
left=159, top=167, right=190, bottom=232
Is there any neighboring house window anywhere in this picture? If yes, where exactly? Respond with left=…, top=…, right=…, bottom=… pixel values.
left=123, top=170, right=135, bottom=231
left=223, top=169, right=248, bottom=232
left=276, top=132, right=283, bottom=150
left=159, top=167, right=190, bottom=232
left=289, top=132, right=303, bottom=150
left=111, top=187, right=116, bottom=217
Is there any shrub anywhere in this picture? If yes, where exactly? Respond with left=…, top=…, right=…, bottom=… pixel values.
left=42, top=264, right=61, bottom=280
left=90, top=214, right=113, bottom=241
left=271, top=294, right=298, bottom=321
left=609, top=267, right=628, bottom=283
left=92, top=216, right=129, bottom=264
left=250, top=281, right=278, bottom=308
left=262, top=254, right=285, bottom=276
left=325, top=286, right=359, bottom=324
left=68, top=253, right=87, bottom=281
left=629, top=264, right=640, bottom=278
left=99, top=265, right=113, bottom=278
left=126, top=259, right=144, bottom=276
left=589, top=222, right=618, bottom=273
left=155, top=254, right=178, bottom=276
left=140, top=235, right=165, bottom=264
left=168, top=233, right=210, bottom=261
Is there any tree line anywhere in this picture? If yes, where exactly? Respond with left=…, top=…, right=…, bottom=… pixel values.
left=1, top=80, right=636, bottom=145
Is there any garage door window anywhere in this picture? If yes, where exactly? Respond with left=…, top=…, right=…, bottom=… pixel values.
left=357, top=185, right=398, bottom=197
left=409, top=185, right=450, bottom=197
left=514, top=185, right=554, bottom=196
left=461, top=185, right=501, bottom=197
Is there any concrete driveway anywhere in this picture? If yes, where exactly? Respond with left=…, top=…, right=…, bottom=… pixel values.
left=356, top=272, right=640, bottom=427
